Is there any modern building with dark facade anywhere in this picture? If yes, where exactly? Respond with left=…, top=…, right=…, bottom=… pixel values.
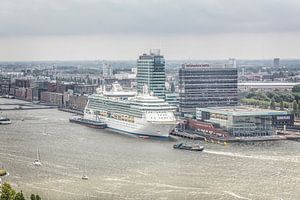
left=179, top=64, right=238, bottom=116
left=137, top=49, right=165, bottom=99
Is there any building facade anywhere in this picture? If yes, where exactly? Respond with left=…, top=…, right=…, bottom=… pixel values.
left=165, top=92, right=179, bottom=108
left=137, top=49, right=165, bottom=99
left=102, top=63, right=113, bottom=78
left=196, top=106, right=291, bottom=137
left=179, top=64, right=238, bottom=116
left=273, top=58, right=280, bottom=68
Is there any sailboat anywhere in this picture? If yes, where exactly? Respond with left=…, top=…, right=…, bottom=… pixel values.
left=82, top=161, right=88, bottom=180
left=33, top=148, right=42, bottom=166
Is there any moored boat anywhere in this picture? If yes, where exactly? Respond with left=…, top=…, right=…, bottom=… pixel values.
left=83, top=83, right=177, bottom=138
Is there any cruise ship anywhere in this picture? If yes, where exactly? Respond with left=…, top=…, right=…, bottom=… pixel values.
left=83, top=83, right=177, bottom=138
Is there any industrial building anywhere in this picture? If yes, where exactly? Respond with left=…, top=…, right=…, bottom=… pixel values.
left=179, top=64, right=238, bottom=116
left=136, top=49, right=165, bottom=99
left=196, top=106, right=293, bottom=137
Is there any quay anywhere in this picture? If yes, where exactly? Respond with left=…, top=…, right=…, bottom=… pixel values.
left=171, top=129, right=300, bottom=143
left=69, top=116, right=107, bottom=129
left=0, top=101, right=58, bottom=111
left=170, top=131, right=204, bottom=140
left=58, top=108, right=84, bottom=115
left=195, top=131, right=300, bottom=143
left=0, top=105, right=58, bottom=111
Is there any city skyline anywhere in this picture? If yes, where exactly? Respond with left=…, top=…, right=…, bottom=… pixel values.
left=1, top=0, right=300, bottom=61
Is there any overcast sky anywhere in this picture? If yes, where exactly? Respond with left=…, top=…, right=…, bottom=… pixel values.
left=0, top=0, right=299, bottom=61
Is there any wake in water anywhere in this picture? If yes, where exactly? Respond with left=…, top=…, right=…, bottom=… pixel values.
left=204, top=150, right=300, bottom=163
left=224, top=191, right=251, bottom=200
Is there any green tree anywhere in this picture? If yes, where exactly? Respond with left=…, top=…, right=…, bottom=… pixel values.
left=30, top=194, right=41, bottom=200
left=14, top=191, right=25, bottom=200
left=30, top=194, right=36, bottom=200
left=280, top=101, right=284, bottom=110
left=270, top=100, right=276, bottom=110
left=293, top=100, right=298, bottom=113
left=292, top=84, right=300, bottom=93
left=0, top=183, right=16, bottom=200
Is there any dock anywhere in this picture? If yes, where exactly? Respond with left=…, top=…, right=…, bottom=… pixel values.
left=69, top=116, right=107, bottom=129
left=170, top=131, right=204, bottom=140
left=195, top=130, right=300, bottom=143
left=58, top=108, right=84, bottom=115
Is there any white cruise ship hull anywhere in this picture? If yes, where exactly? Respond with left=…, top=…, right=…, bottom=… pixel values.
left=84, top=114, right=176, bottom=138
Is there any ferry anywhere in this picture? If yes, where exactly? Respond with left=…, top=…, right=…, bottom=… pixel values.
left=83, top=83, right=177, bottom=138
left=0, top=117, right=11, bottom=125
left=173, top=142, right=204, bottom=151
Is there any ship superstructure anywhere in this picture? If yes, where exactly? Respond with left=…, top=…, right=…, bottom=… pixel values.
left=84, top=83, right=177, bottom=137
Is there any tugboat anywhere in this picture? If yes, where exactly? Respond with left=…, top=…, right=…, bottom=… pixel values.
left=173, top=142, right=204, bottom=151
left=0, top=117, right=11, bottom=125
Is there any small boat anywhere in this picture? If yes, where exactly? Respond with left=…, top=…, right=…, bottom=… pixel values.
left=82, top=161, right=89, bottom=180
left=0, top=117, right=11, bottom=125
left=173, top=142, right=204, bottom=151
left=33, top=148, right=42, bottom=166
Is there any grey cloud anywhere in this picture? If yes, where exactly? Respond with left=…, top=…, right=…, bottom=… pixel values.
left=0, top=0, right=299, bottom=36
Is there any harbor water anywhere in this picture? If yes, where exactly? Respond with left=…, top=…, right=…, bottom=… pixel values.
left=0, top=99, right=299, bottom=200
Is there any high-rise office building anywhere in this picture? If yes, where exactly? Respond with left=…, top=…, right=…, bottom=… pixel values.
left=137, top=49, right=165, bottom=99
left=179, top=64, right=238, bottom=116
left=273, top=58, right=280, bottom=68
left=228, top=58, right=237, bottom=68
left=102, top=63, right=113, bottom=78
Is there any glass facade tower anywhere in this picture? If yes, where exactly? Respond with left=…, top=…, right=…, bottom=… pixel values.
left=137, top=50, right=165, bottom=99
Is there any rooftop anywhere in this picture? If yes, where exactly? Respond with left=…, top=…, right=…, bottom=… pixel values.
left=197, top=106, right=288, bottom=116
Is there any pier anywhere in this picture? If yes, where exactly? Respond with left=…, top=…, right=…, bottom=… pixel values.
left=171, top=129, right=300, bottom=144
left=0, top=103, right=58, bottom=111
left=58, top=108, right=84, bottom=115
left=170, top=131, right=204, bottom=140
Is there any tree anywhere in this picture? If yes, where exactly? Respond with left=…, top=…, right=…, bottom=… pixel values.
left=280, top=101, right=284, bottom=110
left=270, top=100, right=276, bottom=110
left=0, top=183, right=16, bottom=200
left=292, top=84, right=300, bottom=93
left=14, top=191, right=25, bottom=200
left=298, top=101, right=300, bottom=117
left=30, top=194, right=36, bottom=200
left=293, top=100, right=298, bottom=114
left=30, top=194, right=41, bottom=200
